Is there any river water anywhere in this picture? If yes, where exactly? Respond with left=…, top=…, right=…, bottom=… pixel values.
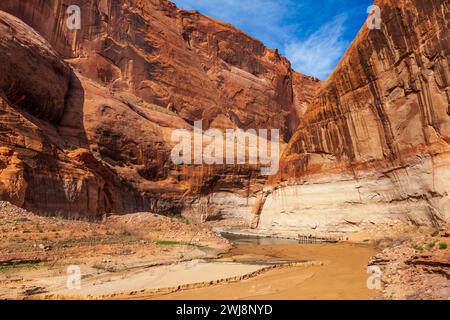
left=147, top=234, right=381, bottom=300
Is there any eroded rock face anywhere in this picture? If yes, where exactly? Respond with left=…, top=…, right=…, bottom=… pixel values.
left=4, top=0, right=447, bottom=231
left=259, top=0, right=450, bottom=235
left=0, top=12, right=70, bottom=124
left=0, top=2, right=318, bottom=217
left=369, top=226, right=450, bottom=299
left=0, top=0, right=319, bottom=141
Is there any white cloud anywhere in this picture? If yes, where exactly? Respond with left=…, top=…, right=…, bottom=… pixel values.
left=173, top=0, right=302, bottom=49
left=285, top=14, right=348, bottom=80
left=174, top=1, right=352, bottom=80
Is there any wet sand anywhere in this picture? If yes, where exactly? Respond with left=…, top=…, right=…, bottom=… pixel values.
left=51, top=260, right=268, bottom=297
left=0, top=212, right=381, bottom=300
left=128, top=242, right=381, bottom=300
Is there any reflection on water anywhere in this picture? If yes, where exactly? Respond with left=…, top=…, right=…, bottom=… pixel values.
left=220, top=232, right=299, bottom=246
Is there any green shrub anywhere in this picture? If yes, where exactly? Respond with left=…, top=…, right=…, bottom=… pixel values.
left=65, top=146, right=80, bottom=151
left=426, top=241, right=437, bottom=251
left=439, top=242, right=447, bottom=250
left=120, top=230, right=133, bottom=237
left=156, top=240, right=180, bottom=245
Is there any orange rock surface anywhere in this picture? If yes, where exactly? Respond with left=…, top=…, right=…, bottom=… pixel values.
left=0, top=0, right=449, bottom=234
left=258, top=0, right=450, bottom=234
left=0, top=1, right=318, bottom=217
left=0, top=0, right=319, bottom=141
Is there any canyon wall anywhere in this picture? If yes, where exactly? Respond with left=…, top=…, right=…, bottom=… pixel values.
left=0, top=1, right=318, bottom=217
left=0, top=11, right=173, bottom=216
left=258, top=0, right=450, bottom=236
left=3, top=0, right=447, bottom=233
left=0, top=0, right=319, bottom=141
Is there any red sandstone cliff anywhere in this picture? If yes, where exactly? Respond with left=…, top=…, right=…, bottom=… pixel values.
left=2, top=0, right=448, bottom=234
left=258, top=0, right=450, bottom=235
left=0, top=1, right=319, bottom=217
left=0, top=0, right=319, bottom=141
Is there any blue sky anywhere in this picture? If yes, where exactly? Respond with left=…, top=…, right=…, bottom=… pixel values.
left=173, top=0, right=374, bottom=80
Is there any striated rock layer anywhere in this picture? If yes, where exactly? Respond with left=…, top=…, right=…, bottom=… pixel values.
left=0, top=0, right=319, bottom=141
left=258, top=0, right=450, bottom=235
left=0, top=1, right=319, bottom=217
left=2, top=0, right=448, bottom=234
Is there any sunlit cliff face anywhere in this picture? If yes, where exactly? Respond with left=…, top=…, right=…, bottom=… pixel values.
left=0, top=0, right=448, bottom=235
left=0, top=0, right=318, bottom=218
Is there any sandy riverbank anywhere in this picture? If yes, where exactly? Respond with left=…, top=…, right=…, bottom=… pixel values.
left=111, top=242, right=380, bottom=300
left=0, top=202, right=230, bottom=299
left=3, top=203, right=447, bottom=300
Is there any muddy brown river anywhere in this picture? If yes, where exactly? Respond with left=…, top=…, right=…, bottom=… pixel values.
left=141, top=235, right=382, bottom=300
left=7, top=234, right=381, bottom=299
